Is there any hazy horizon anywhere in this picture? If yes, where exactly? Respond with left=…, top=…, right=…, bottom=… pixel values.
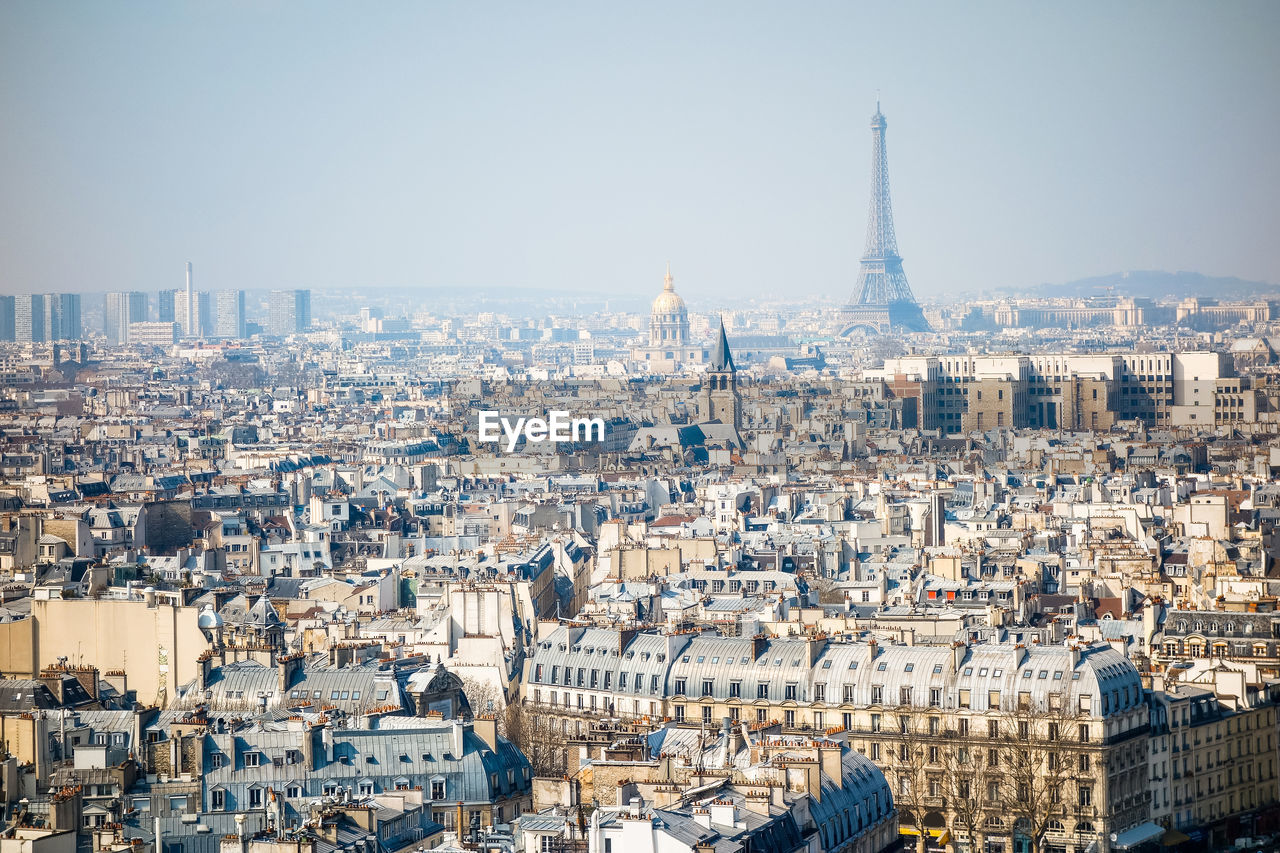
left=2, top=1, right=1278, bottom=301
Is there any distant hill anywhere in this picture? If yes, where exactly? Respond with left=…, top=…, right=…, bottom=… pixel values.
left=1026, top=271, right=1280, bottom=301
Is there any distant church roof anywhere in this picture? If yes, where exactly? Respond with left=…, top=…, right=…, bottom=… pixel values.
left=651, top=263, right=687, bottom=315
left=711, top=319, right=735, bottom=372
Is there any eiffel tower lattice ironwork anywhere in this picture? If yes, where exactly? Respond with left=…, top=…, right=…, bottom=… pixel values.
left=841, top=103, right=931, bottom=335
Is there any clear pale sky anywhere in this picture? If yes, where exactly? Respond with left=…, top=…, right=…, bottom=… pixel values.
left=1, top=1, right=1277, bottom=302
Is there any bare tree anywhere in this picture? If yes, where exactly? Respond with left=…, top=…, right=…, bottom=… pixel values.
left=882, top=706, right=938, bottom=853
left=998, top=702, right=1084, bottom=853
left=459, top=676, right=567, bottom=776
left=808, top=572, right=846, bottom=605
left=940, top=732, right=996, bottom=853
left=503, top=700, right=568, bottom=777
left=459, top=675, right=504, bottom=717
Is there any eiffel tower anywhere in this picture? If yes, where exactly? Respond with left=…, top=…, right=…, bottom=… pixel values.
left=840, top=103, right=931, bottom=335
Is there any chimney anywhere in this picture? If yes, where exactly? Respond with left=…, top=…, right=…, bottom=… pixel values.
left=105, top=670, right=128, bottom=700
left=278, top=654, right=303, bottom=694
left=302, top=722, right=319, bottom=770
left=818, top=744, right=843, bottom=788
left=805, top=761, right=823, bottom=803
left=38, top=669, right=67, bottom=705
left=473, top=715, right=498, bottom=752
left=71, top=666, right=99, bottom=701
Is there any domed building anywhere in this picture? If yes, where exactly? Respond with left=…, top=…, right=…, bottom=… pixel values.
left=631, top=264, right=710, bottom=373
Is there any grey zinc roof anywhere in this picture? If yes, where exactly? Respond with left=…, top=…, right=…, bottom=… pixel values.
left=200, top=720, right=530, bottom=819
left=171, top=659, right=409, bottom=716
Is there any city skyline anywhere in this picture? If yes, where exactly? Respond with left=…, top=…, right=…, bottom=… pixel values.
left=1, top=2, right=1278, bottom=300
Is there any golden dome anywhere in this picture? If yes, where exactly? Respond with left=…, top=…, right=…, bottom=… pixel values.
left=651, top=264, right=687, bottom=315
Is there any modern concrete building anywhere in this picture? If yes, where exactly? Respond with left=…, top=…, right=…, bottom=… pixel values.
left=268, top=289, right=311, bottom=335
left=104, top=292, right=149, bottom=345
left=214, top=289, right=246, bottom=339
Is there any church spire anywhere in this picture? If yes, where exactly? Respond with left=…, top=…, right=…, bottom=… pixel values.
left=711, top=317, right=735, bottom=372
left=663, top=261, right=674, bottom=292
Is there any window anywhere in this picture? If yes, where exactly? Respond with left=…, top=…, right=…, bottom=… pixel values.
left=958, top=689, right=971, bottom=708
left=785, top=683, right=798, bottom=700
left=249, top=788, right=263, bottom=808
left=432, top=780, right=445, bottom=800
left=870, top=743, right=880, bottom=760
left=988, top=720, right=999, bottom=738
left=871, top=714, right=882, bottom=732
left=210, top=753, right=224, bottom=769
left=814, top=683, right=826, bottom=702
left=729, top=681, right=741, bottom=698
left=244, top=752, right=260, bottom=767
left=1078, top=724, right=1090, bottom=743
left=674, top=679, right=687, bottom=695
left=211, top=789, right=225, bottom=810
left=757, top=684, right=769, bottom=699
left=1078, top=785, right=1092, bottom=807
left=929, top=688, right=942, bottom=707
left=702, top=680, right=713, bottom=697
left=871, top=685, right=883, bottom=704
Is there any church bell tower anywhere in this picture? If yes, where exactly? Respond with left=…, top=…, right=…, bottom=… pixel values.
left=703, top=318, right=740, bottom=430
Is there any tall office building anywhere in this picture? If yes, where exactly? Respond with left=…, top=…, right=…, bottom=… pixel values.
left=176, top=290, right=212, bottom=338
left=45, top=293, right=82, bottom=340
left=105, top=291, right=149, bottom=345
left=214, top=290, right=246, bottom=339
left=14, top=294, right=45, bottom=342
left=157, top=289, right=176, bottom=323
left=268, top=289, right=311, bottom=335
left=0, top=296, right=14, bottom=342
